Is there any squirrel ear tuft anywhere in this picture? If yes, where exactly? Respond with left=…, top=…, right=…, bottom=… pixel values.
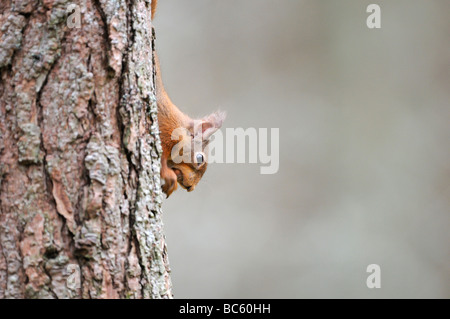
left=200, top=111, right=226, bottom=140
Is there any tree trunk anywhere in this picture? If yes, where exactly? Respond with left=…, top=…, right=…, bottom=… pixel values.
left=0, top=0, right=172, bottom=298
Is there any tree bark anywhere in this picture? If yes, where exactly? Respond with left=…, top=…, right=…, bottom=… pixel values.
left=0, top=0, right=172, bottom=298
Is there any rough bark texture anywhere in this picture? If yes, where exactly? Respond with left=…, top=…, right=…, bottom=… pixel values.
left=0, top=0, right=172, bottom=298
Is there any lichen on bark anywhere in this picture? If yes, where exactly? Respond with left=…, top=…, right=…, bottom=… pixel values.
left=0, top=0, right=172, bottom=299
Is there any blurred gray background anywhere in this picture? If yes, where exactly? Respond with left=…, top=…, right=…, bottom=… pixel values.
left=154, top=0, right=450, bottom=298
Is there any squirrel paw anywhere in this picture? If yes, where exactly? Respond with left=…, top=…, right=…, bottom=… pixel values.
left=161, top=169, right=178, bottom=198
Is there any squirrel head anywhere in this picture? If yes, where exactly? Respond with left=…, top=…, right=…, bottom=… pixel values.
left=168, top=111, right=226, bottom=192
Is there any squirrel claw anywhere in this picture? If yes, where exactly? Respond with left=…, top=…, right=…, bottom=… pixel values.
left=161, top=173, right=177, bottom=198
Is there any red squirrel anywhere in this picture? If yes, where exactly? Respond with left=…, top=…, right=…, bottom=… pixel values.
left=152, top=0, right=226, bottom=198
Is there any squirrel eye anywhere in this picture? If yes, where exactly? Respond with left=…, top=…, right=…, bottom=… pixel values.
left=196, top=153, right=204, bottom=165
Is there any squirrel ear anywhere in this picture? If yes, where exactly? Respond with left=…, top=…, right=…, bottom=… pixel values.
left=199, top=111, right=226, bottom=140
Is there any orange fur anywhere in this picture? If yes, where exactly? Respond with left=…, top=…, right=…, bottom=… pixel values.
left=152, top=1, right=225, bottom=198
left=151, top=0, right=157, bottom=20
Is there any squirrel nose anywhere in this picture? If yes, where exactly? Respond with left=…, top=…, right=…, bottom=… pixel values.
left=186, top=185, right=195, bottom=192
